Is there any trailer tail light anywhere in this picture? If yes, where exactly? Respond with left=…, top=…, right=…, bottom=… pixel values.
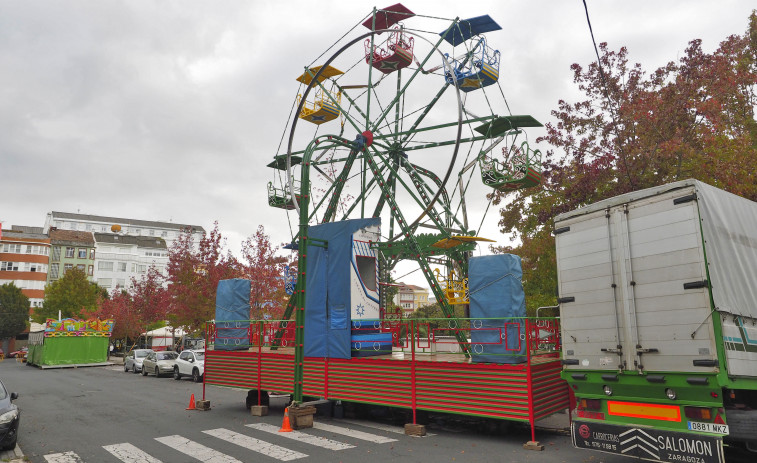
left=577, top=398, right=605, bottom=420
left=607, top=401, right=681, bottom=422
left=684, top=406, right=712, bottom=421
left=578, top=398, right=601, bottom=410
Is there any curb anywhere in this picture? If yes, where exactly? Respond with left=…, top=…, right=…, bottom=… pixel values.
left=0, top=443, right=24, bottom=462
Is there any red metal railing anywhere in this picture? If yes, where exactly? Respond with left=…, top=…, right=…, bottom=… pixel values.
left=204, top=317, right=568, bottom=438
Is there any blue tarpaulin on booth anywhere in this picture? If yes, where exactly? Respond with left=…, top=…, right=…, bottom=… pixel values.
left=304, top=218, right=381, bottom=359
left=469, top=254, right=527, bottom=363
left=214, top=278, right=251, bottom=351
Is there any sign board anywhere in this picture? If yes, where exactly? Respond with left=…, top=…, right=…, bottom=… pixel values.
left=572, top=420, right=724, bottom=463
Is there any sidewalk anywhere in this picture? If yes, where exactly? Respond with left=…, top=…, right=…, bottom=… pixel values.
left=0, top=444, right=23, bottom=462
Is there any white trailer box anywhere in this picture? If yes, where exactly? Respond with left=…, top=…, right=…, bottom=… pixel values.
left=555, top=180, right=757, bottom=377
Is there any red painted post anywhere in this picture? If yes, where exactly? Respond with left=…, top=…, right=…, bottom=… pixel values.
left=411, top=319, right=417, bottom=424
left=525, top=319, right=535, bottom=442
left=257, top=320, right=263, bottom=405
left=202, top=322, right=209, bottom=401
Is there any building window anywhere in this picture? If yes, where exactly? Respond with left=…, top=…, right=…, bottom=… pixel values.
left=78, top=248, right=87, bottom=259
left=63, top=263, right=73, bottom=274
left=27, top=262, right=46, bottom=273
left=1, top=261, right=19, bottom=271
left=1, top=243, right=22, bottom=253
left=149, top=229, right=155, bottom=236
left=117, top=262, right=126, bottom=272
left=88, top=265, right=94, bottom=276
left=76, top=264, right=85, bottom=271
left=65, top=247, right=75, bottom=258
left=138, top=265, right=147, bottom=273
left=55, top=221, right=62, bottom=228
left=98, top=261, right=114, bottom=271
left=89, top=249, right=95, bottom=259
left=161, top=231, right=168, bottom=238
left=97, top=278, right=112, bottom=288
left=116, top=278, right=126, bottom=288
left=85, top=224, right=92, bottom=231
left=50, top=263, right=59, bottom=279
left=51, top=246, right=61, bottom=261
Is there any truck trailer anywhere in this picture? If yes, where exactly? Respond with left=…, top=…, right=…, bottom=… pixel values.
left=555, top=179, right=757, bottom=462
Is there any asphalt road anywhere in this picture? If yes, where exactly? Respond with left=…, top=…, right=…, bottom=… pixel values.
left=0, top=359, right=753, bottom=463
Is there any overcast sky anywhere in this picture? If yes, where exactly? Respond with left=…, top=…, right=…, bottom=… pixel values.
left=1, top=1, right=754, bottom=286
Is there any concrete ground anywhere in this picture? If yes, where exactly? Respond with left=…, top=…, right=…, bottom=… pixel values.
left=0, top=354, right=570, bottom=462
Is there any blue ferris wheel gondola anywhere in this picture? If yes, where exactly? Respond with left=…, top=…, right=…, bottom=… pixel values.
left=439, top=15, right=502, bottom=92
left=439, top=14, right=502, bottom=46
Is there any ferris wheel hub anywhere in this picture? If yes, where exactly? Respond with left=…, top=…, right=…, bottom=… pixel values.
left=361, top=130, right=374, bottom=148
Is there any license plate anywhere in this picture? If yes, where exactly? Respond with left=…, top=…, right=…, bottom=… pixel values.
left=687, top=421, right=729, bottom=435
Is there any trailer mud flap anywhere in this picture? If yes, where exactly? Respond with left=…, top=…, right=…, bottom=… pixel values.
left=572, top=420, right=724, bottom=463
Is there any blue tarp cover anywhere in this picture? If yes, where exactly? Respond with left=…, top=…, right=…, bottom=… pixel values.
left=304, top=218, right=381, bottom=359
left=214, top=278, right=251, bottom=351
left=469, top=254, right=527, bottom=363
left=351, top=333, right=393, bottom=357
left=439, top=15, right=502, bottom=46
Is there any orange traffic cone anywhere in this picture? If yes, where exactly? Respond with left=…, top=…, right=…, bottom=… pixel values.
left=279, top=407, right=293, bottom=432
left=186, top=394, right=197, bottom=410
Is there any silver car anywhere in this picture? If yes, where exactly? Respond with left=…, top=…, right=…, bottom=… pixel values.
left=124, top=349, right=153, bottom=373
left=141, top=351, right=178, bottom=377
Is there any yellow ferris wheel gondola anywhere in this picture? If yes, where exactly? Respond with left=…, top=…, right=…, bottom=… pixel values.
left=296, top=65, right=344, bottom=125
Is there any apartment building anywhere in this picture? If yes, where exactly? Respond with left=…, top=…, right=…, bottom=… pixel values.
left=44, top=211, right=205, bottom=249
left=93, top=233, right=169, bottom=293
left=394, top=282, right=431, bottom=316
left=0, top=225, right=50, bottom=310
left=47, top=229, right=96, bottom=284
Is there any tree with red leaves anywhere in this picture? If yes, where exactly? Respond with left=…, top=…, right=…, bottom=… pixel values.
left=91, top=290, right=136, bottom=341
left=165, top=222, right=240, bottom=332
left=493, top=13, right=757, bottom=313
left=238, top=225, right=295, bottom=320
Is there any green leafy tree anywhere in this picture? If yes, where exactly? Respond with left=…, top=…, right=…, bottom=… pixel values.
left=34, top=268, right=107, bottom=323
left=0, top=283, right=29, bottom=347
left=493, top=13, right=757, bottom=312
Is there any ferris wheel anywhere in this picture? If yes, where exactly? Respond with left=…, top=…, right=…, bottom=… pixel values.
left=267, top=4, right=543, bottom=349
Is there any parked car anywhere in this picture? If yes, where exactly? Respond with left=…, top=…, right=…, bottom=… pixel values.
left=173, top=349, right=205, bottom=382
left=8, top=347, right=28, bottom=359
left=141, top=351, right=178, bottom=377
left=124, top=349, right=153, bottom=373
left=0, top=377, right=20, bottom=450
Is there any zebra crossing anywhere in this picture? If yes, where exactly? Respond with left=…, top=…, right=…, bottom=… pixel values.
left=43, top=419, right=409, bottom=462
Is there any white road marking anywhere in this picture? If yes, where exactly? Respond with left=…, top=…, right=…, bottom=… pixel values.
left=337, top=418, right=436, bottom=436
left=203, top=428, right=307, bottom=461
left=312, top=422, right=397, bottom=443
left=44, top=452, right=83, bottom=463
left=155, top=435, right=241, bottom=463
left=103, top=443, right=163, bottom=462
left=246, top=423, right=355, bottom=450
